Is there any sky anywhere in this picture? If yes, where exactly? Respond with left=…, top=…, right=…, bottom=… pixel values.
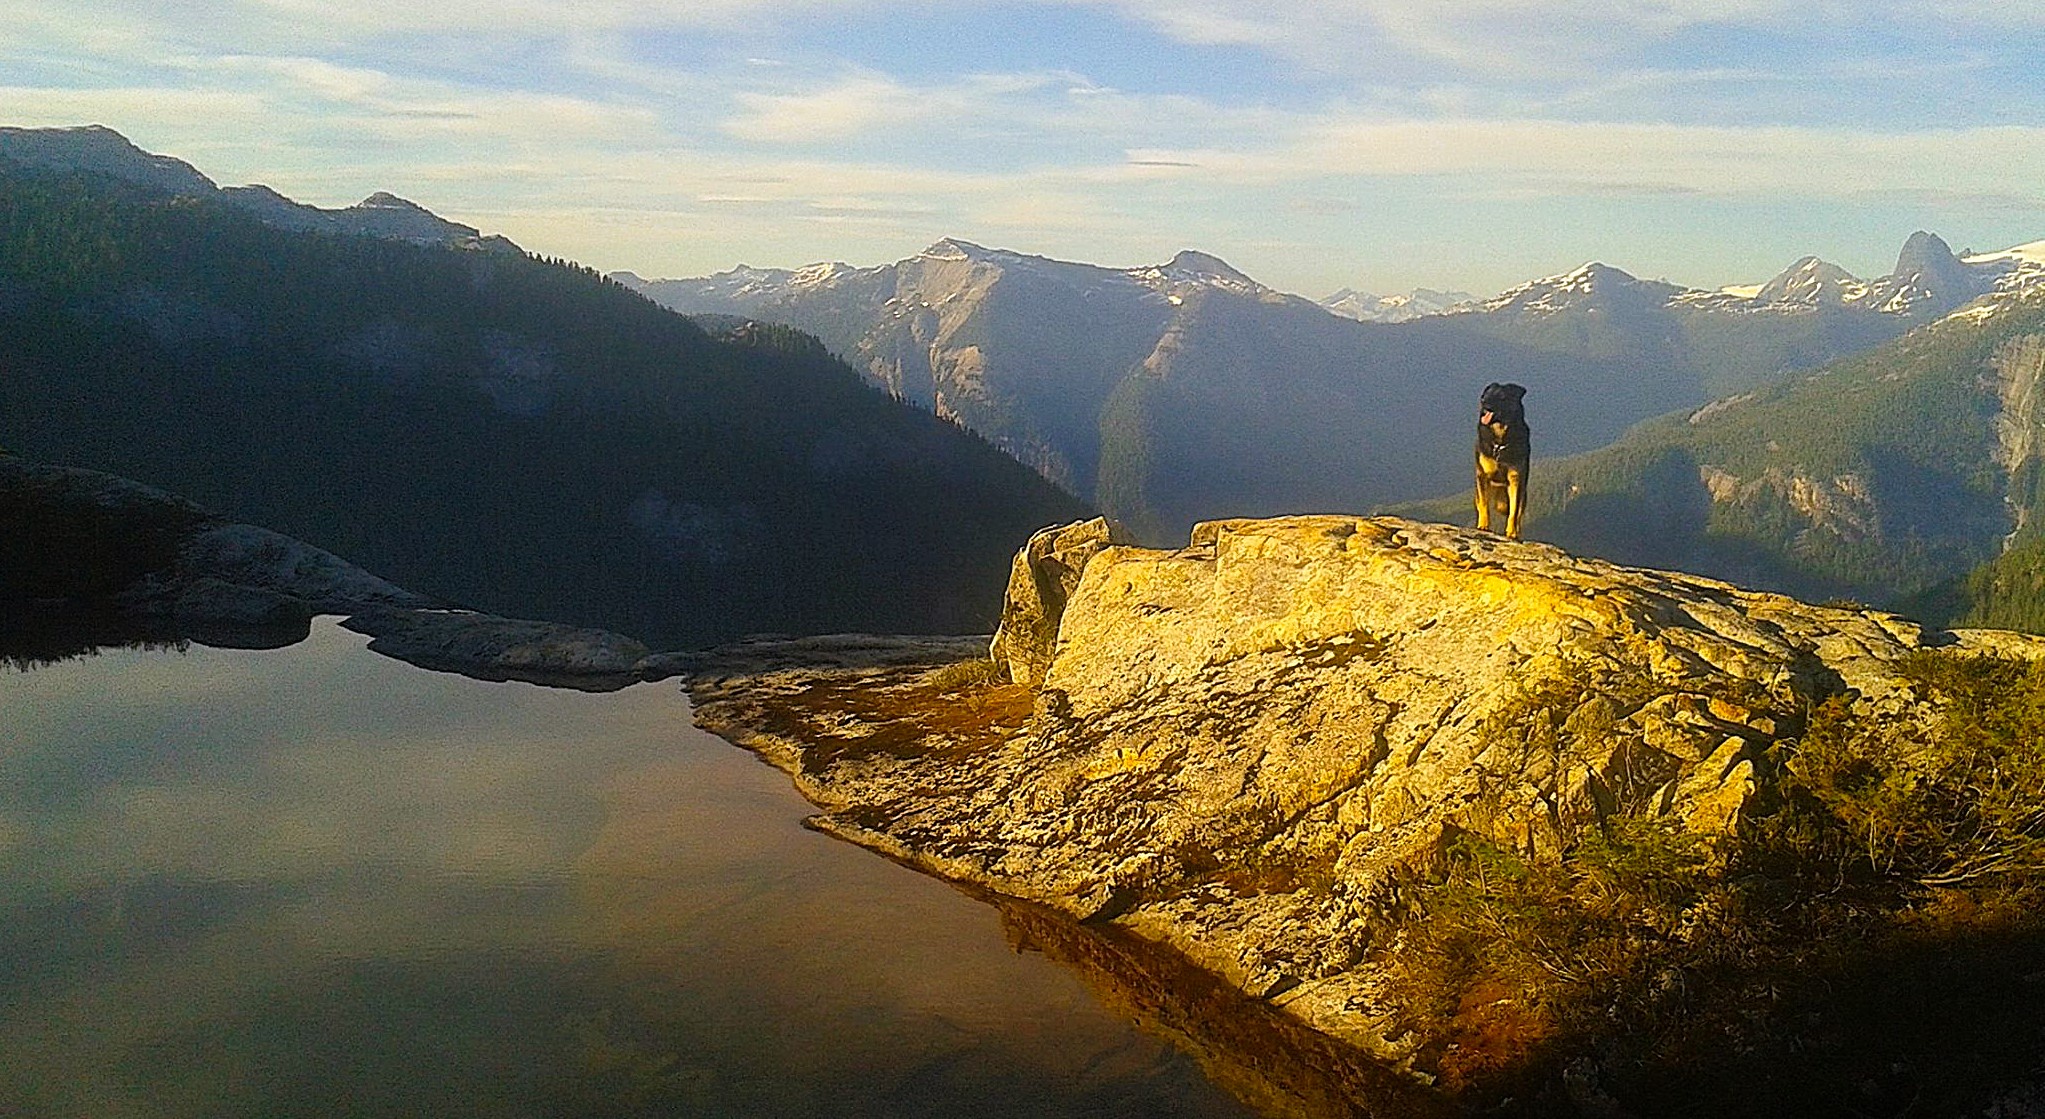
left=5, top=1, right=2045, bottom=299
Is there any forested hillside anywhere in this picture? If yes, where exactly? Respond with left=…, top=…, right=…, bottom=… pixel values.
left=1394, top=293, right=2045, bottom=612
left=0, top=163, right=1088, bottom=646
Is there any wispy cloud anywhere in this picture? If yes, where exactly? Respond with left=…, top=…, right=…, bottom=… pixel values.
left=1129, top=118, right=2045, bottom=199
left=2, top=0, right=2041, bottom=296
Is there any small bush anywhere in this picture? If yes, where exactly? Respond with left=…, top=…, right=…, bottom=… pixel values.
left=1382, top=648, right=2045, bottom=1097
left=1783, top=653, right=2045, bottom=890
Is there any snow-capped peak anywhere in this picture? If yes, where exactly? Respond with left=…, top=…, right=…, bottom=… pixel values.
left=1126, top=249, right=1270, bottom=298
left=1476, top=262, right=1677, bottom=315
left=1752, top=256, right=1865, bottom=307
left=1963, top=239, right=2045, bottom=269
left=790, top=261, right=852, bottom=286
left=1677, top=231, right=2043, bottom=320
left=1321, top=287, right=1475, bottom=323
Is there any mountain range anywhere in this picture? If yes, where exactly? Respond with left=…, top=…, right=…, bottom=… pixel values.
left=0, top=125, right=520, bottom=253
left=0, top=128, right=1084, bottom=647
left=1318, top=286, right=1475, bottom=323
left=15, top=122, right=2045, bottom=630
left=620, top=242, right=1675, bottom=541
left=1382, top=279, right=2045, bottom=614
left=620, top=230, right=2045, bottom=542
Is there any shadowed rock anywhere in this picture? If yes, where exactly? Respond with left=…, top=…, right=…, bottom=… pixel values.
left=341, top=608, right=652, bottom=691
left=3, top=454, right=663, bottom=685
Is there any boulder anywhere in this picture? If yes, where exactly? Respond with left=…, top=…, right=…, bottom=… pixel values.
left=987, top=517, right=1132, bottom=686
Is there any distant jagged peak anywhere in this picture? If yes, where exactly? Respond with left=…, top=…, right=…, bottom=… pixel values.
left=1753, top=255, right=1866, bottom=307
left=1894, top=229, right=1963, bottom=279
left=352, top=190, right=434, bottom=214
left=1322, top=286, right=1379, bottom=304
left=1856, top=229, right=1990, bottom=316
left=1681, top=230, right=2043, bottom=319
left=1479, top=260, right=1684, bottom=314
left=1320, top=286, right=1475, bottom=323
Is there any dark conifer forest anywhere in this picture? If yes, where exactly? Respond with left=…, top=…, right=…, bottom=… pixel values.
left=0, top=163, right=1088, bottom=647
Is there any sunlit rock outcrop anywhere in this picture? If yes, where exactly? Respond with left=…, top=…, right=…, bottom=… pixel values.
left=686, top=515, right=2045, bottom=1098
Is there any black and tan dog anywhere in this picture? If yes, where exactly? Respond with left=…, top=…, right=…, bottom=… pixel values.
left=1475, top=382, right=1530, bottom=539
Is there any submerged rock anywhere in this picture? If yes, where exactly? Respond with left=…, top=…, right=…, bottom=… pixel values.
left=686, top=514, right=2045, bottom=1104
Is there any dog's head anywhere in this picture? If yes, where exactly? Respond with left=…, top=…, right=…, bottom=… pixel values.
left=1480, top=382, right=1527, bottom=426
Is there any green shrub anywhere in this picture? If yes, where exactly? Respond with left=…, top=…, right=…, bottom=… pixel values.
left=1382, top=648, right=2045, bottom=1095
left=1783, top=653, right=2045, bottom=889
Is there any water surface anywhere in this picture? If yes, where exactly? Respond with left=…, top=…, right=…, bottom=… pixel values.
left=0, top=619, right=1253, bottom=1118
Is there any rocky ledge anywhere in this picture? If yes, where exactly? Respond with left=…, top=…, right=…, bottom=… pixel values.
left=2, top=455, right=663, bottom=686
left=688, top=515, right=2045, bottom=1112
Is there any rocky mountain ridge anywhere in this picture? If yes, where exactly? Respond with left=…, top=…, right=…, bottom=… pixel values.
left=0, top=149, right=1087, bottom=648
left=616, top=244, right=1717, bottom=541
left=0, top=124, right=519, bottom=252
left=1475, top=230, right=2040, bottom=321
left=1318, top=286, right=1475, bottom=323
left=624, top=229, right=2045, bottom=545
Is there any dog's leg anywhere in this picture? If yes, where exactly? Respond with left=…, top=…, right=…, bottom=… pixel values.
left=1474, top=475, right=1492, bottom=531
left=1504, top=467, right=1525, bottom=540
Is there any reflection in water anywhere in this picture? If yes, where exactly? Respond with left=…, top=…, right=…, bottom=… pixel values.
left=0, top=603, right=190, bottom=672
left=0, top=620, right=1251, bottom=1118
left=994, top=902, right=1449, bottom=1119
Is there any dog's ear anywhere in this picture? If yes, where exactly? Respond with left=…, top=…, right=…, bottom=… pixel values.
left=1502, top=383, right=1527, bottom=402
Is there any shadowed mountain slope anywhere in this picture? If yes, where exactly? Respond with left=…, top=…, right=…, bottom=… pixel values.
left=1389, top=289, right=2045, bottom=611
left=0, top=157, right=1087, bottom=647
